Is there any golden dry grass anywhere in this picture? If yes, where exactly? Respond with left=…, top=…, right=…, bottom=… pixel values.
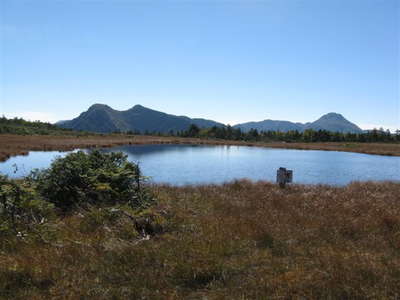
left=264, top=141, right=400, bottom=156
left=1, top=180, right=399, bottom=299
left=0, top=134, right=247, bottom=162
left=1, top=134, right=399, bottom=163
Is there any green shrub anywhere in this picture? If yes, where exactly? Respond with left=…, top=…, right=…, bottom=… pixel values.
left=31, top=150, right=153, bottom=211
left=79, top=208, right=120, bottom=233
left=0, top=175, right=54, bottom=237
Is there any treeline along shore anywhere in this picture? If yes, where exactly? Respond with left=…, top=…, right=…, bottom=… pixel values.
left=1, top=151, right=399, bottom=299
left=0, top=117, right=399, bottom=162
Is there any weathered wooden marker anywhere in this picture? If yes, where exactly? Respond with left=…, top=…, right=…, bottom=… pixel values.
left=276, top=167, right=293, bottom=188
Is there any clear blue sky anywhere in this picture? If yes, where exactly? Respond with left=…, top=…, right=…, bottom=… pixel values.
left=1, top=0, right=398, bottom=130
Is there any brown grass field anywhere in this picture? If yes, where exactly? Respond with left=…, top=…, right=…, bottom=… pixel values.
left=1, top=180, right=399, bottom=299
left=1, top=134, right=399, bottom=162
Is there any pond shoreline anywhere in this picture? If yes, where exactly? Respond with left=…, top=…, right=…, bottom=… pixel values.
left=1, top=134, right=399, bottom=162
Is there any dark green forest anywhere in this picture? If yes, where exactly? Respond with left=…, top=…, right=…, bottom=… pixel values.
left=148, top=124, right=400, bottom=143
left=0, top=117, right=86, bottom=135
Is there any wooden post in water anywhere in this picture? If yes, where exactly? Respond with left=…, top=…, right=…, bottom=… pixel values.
left=277, top=167, right=293, bottom=188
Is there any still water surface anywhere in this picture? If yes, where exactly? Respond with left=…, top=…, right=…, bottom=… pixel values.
left=0, top=145, right=399, bottom=185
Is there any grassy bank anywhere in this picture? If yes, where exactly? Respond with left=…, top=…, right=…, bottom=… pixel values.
left=1, top=134, right=400, bottom=162
left=1, top=179, right=399, bottom=299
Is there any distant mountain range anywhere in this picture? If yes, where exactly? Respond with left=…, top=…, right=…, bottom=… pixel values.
left=234, top=112, right=363, bottom=133
left=58, top=104, right=363, bottom=134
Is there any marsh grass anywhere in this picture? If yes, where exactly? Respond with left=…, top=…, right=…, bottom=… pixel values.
left=1, top=134, right=399, bottom=163
left=1, top=180, right=399, bottom=299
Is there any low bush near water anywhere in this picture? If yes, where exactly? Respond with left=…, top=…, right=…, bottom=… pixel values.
left=1, top=151, right=154, bottom=248
left=30, top=150, right=153, bottom=211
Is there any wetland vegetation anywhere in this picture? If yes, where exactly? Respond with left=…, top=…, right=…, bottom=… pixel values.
left=1, top=151, right=399, bottom=299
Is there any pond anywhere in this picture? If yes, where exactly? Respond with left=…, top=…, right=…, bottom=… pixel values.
left=0, top=144, right=399, bottom=185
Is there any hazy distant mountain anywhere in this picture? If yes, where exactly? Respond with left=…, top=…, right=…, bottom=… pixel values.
left=55, top=120, right=69, bottom=125
left=59, top=104, right=224, bottom=133
left=234, top=113, right=362, bottom=133
left=233, top=120, right=304, bottom=133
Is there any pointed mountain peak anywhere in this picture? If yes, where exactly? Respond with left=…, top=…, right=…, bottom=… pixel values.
left=308, top=112, right=362, bottom=133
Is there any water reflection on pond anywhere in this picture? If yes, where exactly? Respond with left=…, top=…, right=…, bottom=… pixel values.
left=1, top=144, right=398, bottom=186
